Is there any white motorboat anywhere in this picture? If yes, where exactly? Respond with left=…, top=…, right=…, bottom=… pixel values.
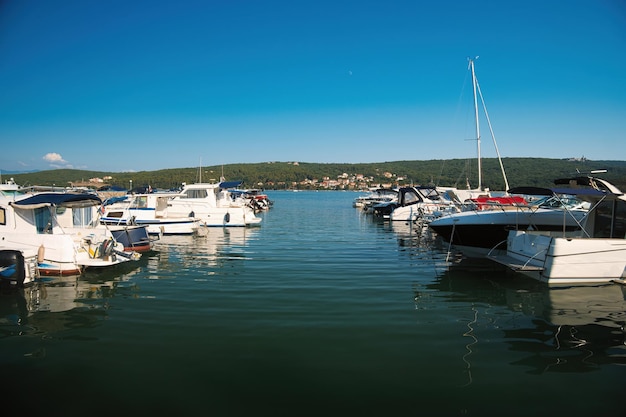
left=166, top=181, right=262, bottom=227
left=228, top=188, right=273, bottom=212
left=353, top=188, right=398, bottom=212
left=100, top=192, right=201, bottom=235
left=0, top=177, right=21, bottom=194
left=487, top=176, right=626, bottom=284
left=0, top=191, right=141, bottom=277
left=428, top=191, right=589, bottom=258
left=384, top=186, right=459, bottom=223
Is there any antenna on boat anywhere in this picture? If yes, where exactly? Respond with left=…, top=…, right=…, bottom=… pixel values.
left=468, top=57, right=482, bottom=191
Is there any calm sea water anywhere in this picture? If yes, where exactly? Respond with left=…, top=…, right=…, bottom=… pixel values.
left=2, top=191, right=625, bottom=417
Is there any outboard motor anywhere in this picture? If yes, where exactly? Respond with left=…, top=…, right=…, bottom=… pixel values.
left=0, top=250, right=26, bottom=288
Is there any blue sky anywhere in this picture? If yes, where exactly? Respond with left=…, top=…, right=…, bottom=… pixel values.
left=1, top=0, right=625, bottom=173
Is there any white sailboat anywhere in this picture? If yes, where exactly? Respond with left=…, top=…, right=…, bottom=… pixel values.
left=435, top=57, right=512, bottom=200
left=428, top=59, right=593, bottom=257
left=393, top=58, right=517, bottom=226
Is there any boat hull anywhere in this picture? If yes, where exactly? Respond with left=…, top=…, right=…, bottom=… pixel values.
left=428, top=208, right=587, bottom=257
left=503, top=231, right=626, bottom=284
left=178, top=207, right=262, bottom=227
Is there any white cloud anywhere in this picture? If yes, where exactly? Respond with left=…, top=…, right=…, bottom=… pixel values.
left=42, top=152, right=76, bottom=168
left=43, top=153, right=67, bottom=164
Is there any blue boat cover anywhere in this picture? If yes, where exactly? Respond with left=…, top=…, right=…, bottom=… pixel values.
left=11, top=193, right=102, bottom=209
left=219, top=181, right=243, bottom=189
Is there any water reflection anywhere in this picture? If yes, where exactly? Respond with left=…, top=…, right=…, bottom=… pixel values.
left=429, top=260, right=626, bottom=375
left=146, top=227, right=259, bottom=278
left=0, top=265, right=142, bottom=338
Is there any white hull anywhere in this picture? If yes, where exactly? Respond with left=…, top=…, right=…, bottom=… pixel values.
left=167, top=182, right=262, bottom=227
left=1, top=230, right=132, bottom=276
left=102, top=215, right=200, bottom=235
left=390, top=203, right=456, bottom=223
left=101, top=193, right=201, bottom=235
left=491, top=231, right=626, bottom=284
left=1, top=191, right=141, bottom=279
left=191, top=207, right=262, bottom=227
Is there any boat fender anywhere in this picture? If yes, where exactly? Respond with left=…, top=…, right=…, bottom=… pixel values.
left=224, top=212, right=230, bottom=223
left=37, top=244, right=45, bottom=263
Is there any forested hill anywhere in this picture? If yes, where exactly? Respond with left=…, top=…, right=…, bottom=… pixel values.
left=7, top=158, right=626, bottom=191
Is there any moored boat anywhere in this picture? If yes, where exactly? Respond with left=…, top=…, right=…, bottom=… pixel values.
left=0, top=190, right=141, bottom=276
left=383, top=186, right=459, bottom=223
left=166, top=181, right=262, bottom=227
left=487, top=176, right=626, bottom=284
left=428, top=191, right=589, bottom=258
left=353, top=188, right=398, bottom=212
left=100, top=192, right=201, bottom=235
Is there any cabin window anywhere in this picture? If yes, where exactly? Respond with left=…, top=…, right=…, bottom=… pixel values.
left=73, top=207, right=93, bottom=227
left=593, top=199, right=626, bottom=238
left=131, top=196, right=148, bottom=208
left=183, top=189, right=207, bottom=199
left=34, top=207, right=53, bottom=234
left=403, top=190, right=421, bottom=205
left=0, top=207, right=5, bottom=225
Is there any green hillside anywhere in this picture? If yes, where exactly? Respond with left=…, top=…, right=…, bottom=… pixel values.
left=7, top=158, right=626, bottom=191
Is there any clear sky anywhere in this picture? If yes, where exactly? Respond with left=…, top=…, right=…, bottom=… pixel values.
left=1, top=0, right=625, bottom=173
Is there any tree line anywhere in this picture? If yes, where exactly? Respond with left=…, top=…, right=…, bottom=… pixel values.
left=8, top=158, right=626, bottom=191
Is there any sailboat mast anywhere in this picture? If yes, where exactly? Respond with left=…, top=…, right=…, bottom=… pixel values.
left=469, top=57, right=482, bottom=191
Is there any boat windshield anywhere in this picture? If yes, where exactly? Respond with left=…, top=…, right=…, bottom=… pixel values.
left=534, top=195, right=587, bottom=209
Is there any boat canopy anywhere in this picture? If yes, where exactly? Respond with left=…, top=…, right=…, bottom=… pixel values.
left=219, top=181, right=243, bottom=189
left=10, top=193, right=102, bottom=209
left=508, top=184, right=625, bottom=203
left=554, top=176, right=623, bottom=195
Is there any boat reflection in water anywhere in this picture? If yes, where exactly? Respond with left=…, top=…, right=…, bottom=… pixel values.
left=0, top=264, right=142, bottom=340
left=425, top=260, right=626, bottom=378
left=146, top=227, right=259, bottom=277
